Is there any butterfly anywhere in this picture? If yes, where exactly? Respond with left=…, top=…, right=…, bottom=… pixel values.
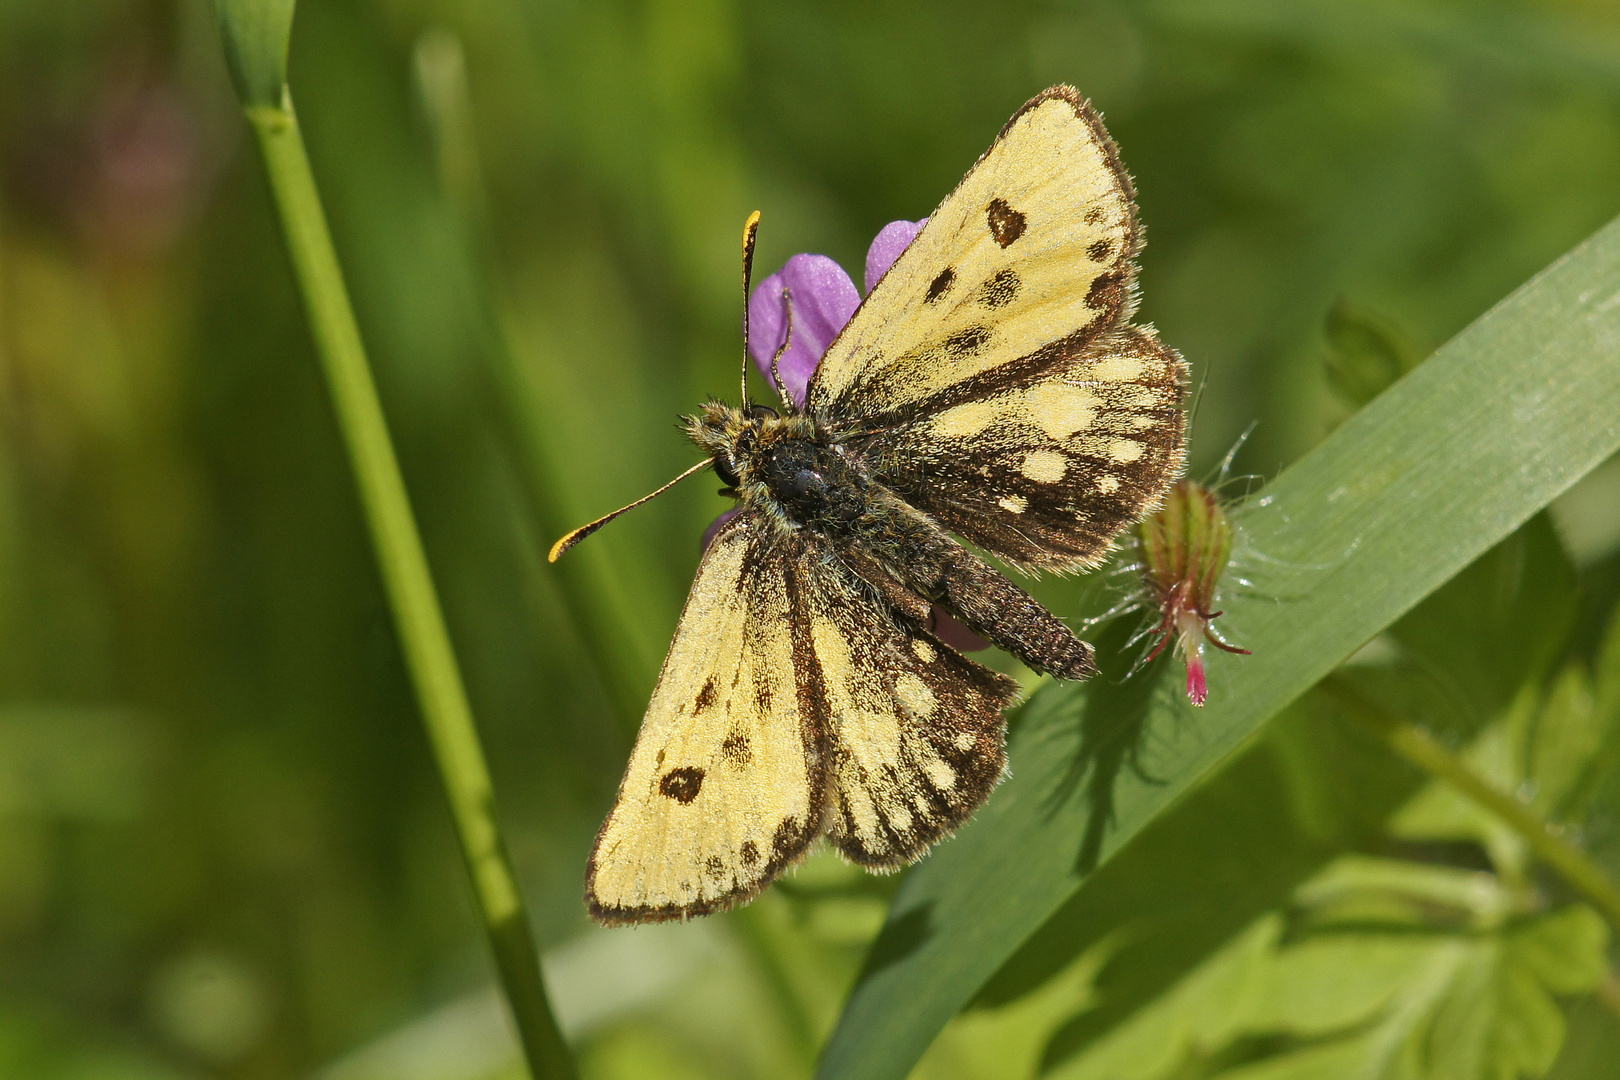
left=552, top=86, right=1187, bottom=925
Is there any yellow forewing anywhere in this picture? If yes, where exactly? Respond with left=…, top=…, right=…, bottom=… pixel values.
left=808, top=86, right=1138, bottom=424
left=586, top=513, right=820, bottom=924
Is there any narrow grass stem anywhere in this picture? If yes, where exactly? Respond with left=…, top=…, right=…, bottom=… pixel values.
left=244, top=94, right=576, bottom=1080
left=1324, top=677, right=1620, bottom=932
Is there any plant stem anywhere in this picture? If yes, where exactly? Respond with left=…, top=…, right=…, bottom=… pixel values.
left=244, top=94, right=576, bottom=1080
left=1323, top=677, right=1620, bottom=932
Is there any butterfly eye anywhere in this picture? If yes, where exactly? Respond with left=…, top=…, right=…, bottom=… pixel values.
left=746, top=404, right=780, bottom=420
left=714, top=457, right=741, bottom=488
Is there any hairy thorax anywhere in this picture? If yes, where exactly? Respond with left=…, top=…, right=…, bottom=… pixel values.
left=687, top=401, right=877, bottom=539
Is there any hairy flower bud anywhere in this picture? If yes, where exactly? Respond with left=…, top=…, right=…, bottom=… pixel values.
left=1136, top=480, right=1249, bottom=705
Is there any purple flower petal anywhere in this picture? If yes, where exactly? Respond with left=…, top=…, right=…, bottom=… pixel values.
left=928, top=607, right=991, bottom=652
left=701, top=507, right=740, bottom=553
left=748, top=254, right=859, bottom=408
left=864, top=219, right=926, bottom=294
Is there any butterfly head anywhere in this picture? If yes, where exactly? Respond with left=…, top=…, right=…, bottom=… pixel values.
left=686, top=399, right=815, bottom=496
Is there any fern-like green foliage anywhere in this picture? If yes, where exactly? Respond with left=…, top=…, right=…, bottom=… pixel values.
left=1043, top=604, right=1620, bottom=1080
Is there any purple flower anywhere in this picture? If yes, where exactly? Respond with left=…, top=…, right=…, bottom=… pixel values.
left=709, top=220, right=988, bottom=655
left=747, top=219, right=926, bottom=407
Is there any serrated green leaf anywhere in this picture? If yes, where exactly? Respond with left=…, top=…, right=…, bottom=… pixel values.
left=1530, top=667, right=1600, bottom=817
left=1294, top=856, right=1514, bottom=933
left=1389, top=699, right=1536, bottom=880
left=819, top=217, right=1620, bottom=1080
left=213, top=0, right=296, bottom=108
left=1047, top=894, right=1606, bottom=1080
left=1425, top=907, right=1609, bottom=1080
left=994, top=716, right=1398, bottom=1074
left=1510, top=906, right=1610, bottom=998
left=956, top=685, right=1433, bottom=1079
left=1562, top=601, right=1620, bottom=828
left=1387, top=512, right=1576, bottom=731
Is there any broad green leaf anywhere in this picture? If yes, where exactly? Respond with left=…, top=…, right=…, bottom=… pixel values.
left=972, top=696, right=1419, bottom=1076
left=819, top=217, right=1620, bottom=1080
left=1044, top=681, right=1614, bottom=1080
left=212, top=0, right=296, bottom=108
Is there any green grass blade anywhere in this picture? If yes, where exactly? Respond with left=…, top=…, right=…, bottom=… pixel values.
left=212, top=0, right=294, bottom=108
left=213, top=3, right=576, bottom=1076
left=818, top=215, right=1620, bottom=1080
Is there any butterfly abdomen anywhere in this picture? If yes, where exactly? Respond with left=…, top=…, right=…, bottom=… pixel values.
left=867, top=507, right=1096, bottom=681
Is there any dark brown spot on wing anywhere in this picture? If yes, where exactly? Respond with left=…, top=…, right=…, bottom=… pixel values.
left=1085, top=269, right=1127, bottom=311
left=1087, top=239, right=1113, bottom=262
left=705, top=855, right=726, bottom=879
left=658, top=766, right=705, bottom=804
left=944, top=325, right=992, bottom=360
left=694, top=676, right=717, bottom=713
left=926, top=266, right=956, bottom=303
left=978, top=268, right=1020, bottom=309
left=740, top=840, right=759, bottom=867
left=721, top=729, right=752, bottom=765
left=1084, top=206, right=1106, bottom=225
left=986, top=198, right=1026, bottom=247
left=771, top=817, right=801, bottom=861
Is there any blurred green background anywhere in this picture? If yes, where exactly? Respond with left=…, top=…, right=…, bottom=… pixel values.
left=2, top=0, right=1620, bottom=1077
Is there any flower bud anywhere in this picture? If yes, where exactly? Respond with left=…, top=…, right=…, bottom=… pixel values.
left=1136, top=480, right=1249, bottom=705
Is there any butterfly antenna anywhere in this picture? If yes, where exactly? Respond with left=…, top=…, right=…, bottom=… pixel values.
left=769, top=290, right=796, bottom=410
left=549, top=458, right=713, bottom=562
left=741, top=210, right=761, bottom=406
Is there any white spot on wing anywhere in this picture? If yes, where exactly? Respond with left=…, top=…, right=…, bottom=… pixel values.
left=895, top=673, right=937, bottom=719
left=1021, top=450, right=1068, bottom=483
left=1110, top=439, right=1144, bottom=463
left=1025, top=382, right=1098, bottom=440
left=1089, top=354, right=1146, bottom=382
left=923, top=754, right=956, bottom=791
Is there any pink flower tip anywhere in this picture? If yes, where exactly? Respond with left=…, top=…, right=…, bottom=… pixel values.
left=1185, top=657, right=1208, bottom=707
